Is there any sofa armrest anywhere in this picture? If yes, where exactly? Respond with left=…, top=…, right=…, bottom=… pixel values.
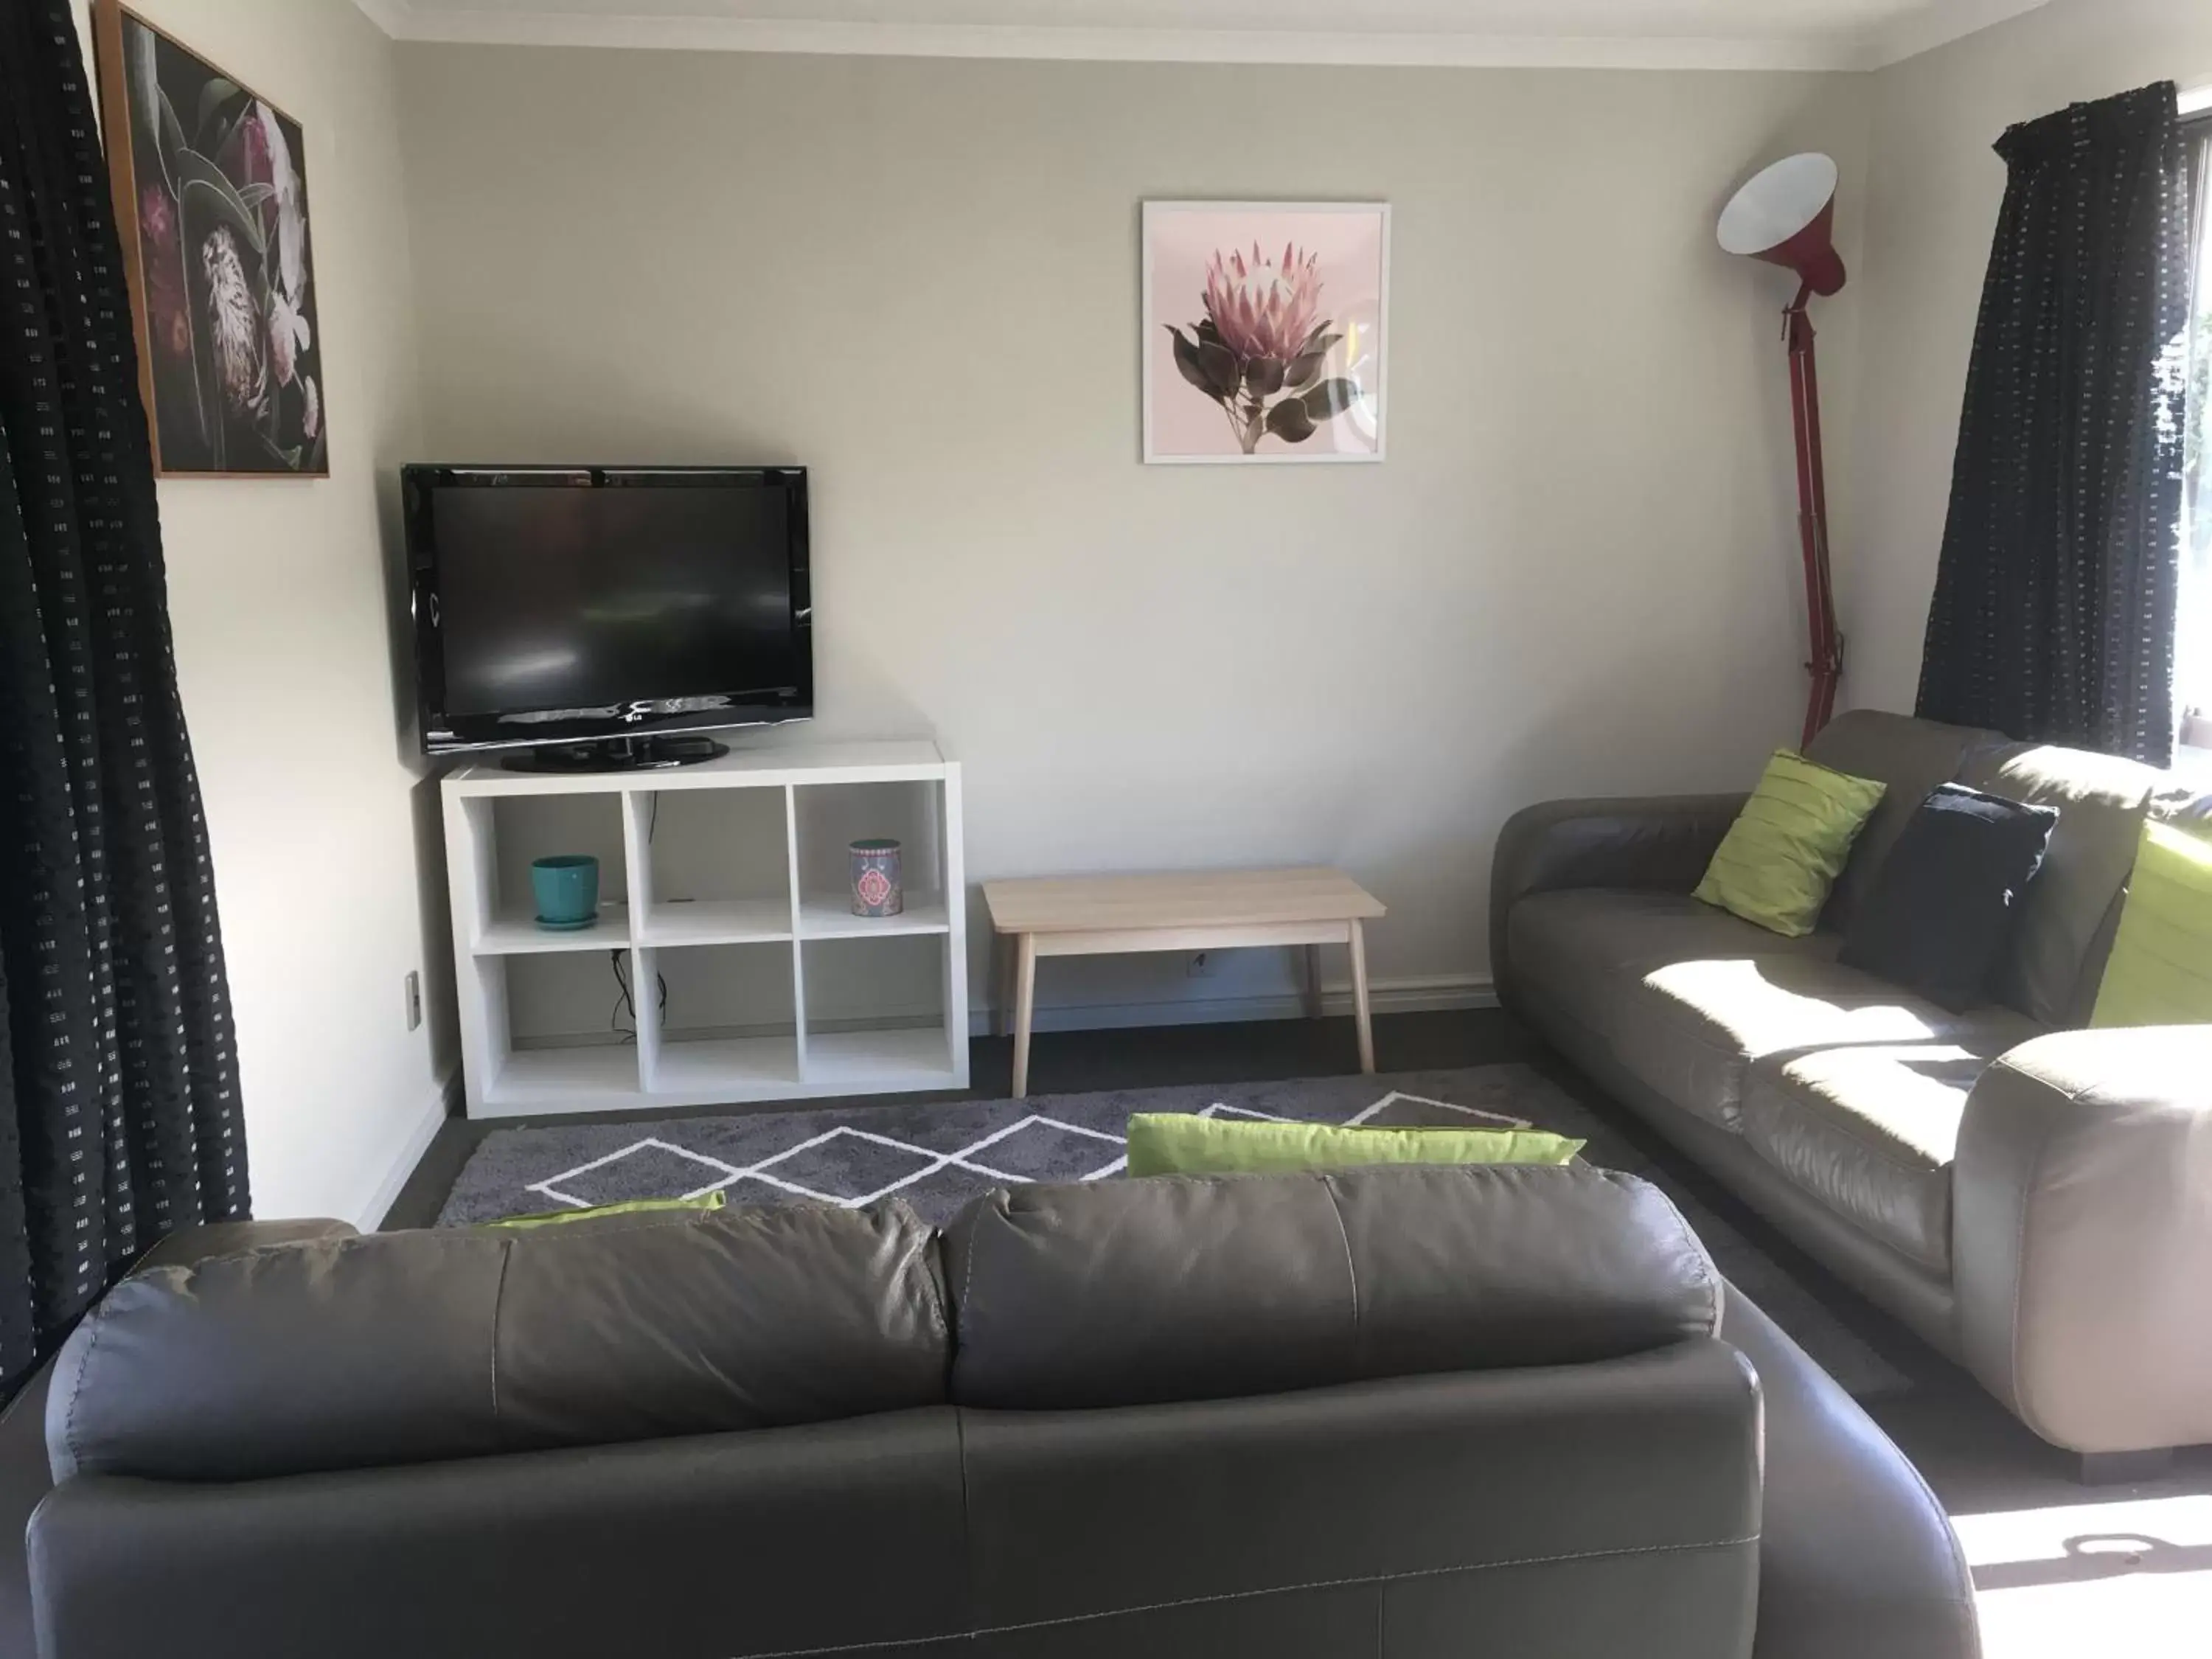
left=1952, top=1027, right=2212, bottom=1454
left=1489, top=794, right=1745, bottom=1000
left=2, top=1218, right=355, bottom=1659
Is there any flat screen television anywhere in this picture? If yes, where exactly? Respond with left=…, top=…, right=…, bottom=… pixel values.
left=406, top=465, right=811, bottom=769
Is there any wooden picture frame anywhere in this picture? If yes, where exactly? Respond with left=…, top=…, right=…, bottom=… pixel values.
left=91, top=1, right=328, bottom=478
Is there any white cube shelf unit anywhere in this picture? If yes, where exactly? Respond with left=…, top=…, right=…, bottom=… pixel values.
left=441, top=740, right=967, bottom=1118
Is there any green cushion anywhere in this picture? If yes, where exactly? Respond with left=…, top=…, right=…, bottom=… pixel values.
left=482, top=1192, right=728, bottom=1231
left=1124, top=1113, right=1584, bottom=1178
left=2092, top=820, right=2212, bottom=1028
left=1694, top=749, right=1887, bottom=938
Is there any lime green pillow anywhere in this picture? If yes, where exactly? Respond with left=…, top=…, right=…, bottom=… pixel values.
left=2092, top=820, right=2212, bottom=1028
left=482, top=1192, right=728, bottom=1231
left=1694, top=750, right=1887, bottom=938
left=1124, top=1113, right=1584, bottom=1178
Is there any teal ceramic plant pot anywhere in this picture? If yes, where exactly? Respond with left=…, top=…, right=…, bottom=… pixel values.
left=531, top=855, right=599, bottom=929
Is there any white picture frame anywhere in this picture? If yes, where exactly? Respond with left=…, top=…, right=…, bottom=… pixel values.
left=1141, top=200, right=1391, bottom=465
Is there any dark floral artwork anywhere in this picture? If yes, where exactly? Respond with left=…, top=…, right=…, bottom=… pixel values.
left=96, top=4, right=326, bottom=476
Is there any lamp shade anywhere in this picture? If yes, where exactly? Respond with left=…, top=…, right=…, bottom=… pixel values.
left=1717, top=153, right=1846, bottom=296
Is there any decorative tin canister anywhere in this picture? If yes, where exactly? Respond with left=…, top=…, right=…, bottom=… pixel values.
left=850, top=839, right=904, bottom=917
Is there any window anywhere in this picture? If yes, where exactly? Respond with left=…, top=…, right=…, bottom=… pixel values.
left=2183, top=112, right=2212, bottom=752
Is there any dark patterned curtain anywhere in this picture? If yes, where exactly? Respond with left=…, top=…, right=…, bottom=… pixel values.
left=0, top=0, right=250, bottom=1396
left=1916, top=83, right=2194, bottom=767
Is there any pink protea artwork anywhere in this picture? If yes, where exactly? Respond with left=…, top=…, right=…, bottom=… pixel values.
left=1203, top=243, right=1324, bottom=364
left=1148, top=204, right=1387, bottom=462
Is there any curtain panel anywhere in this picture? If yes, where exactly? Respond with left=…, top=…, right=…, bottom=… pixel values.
left=0, top=0, right=251, bottom=1395
left=1916, top=83, right=2194, bottom=767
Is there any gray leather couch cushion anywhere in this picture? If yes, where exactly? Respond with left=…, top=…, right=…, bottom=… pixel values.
left=1619, top=956, right=2044, bottom=1141
left=1958, top=741, right=2192, bottom=1026
left=1512, top=886, right=2034, bottom=1133
left=945, top=1165, right=1720, bottom=1410
left=1509, top=888, right=1843, bottom=1015
left=1739, top=1031, right=2032, bottom=1275
left=1803, top=709, right=2004, bottom=933
left=48, top=1201, right=948, bottom=1482
left=1612, top=955, right=2039, bottom=1133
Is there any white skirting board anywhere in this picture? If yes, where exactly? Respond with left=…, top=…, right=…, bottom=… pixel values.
left=352, top=1073, right=457, bottom=1231
left=967, top=973, right=1495, bottom=1037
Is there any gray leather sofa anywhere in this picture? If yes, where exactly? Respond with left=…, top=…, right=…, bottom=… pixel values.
left=1494, top=709, right=2212, bottom=1471
left=24, top=1167, right=1976, bottom=1659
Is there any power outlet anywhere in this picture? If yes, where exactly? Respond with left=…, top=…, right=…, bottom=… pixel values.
left=404, top=970, right=423, bottom=1032
left=1186, top=952, right=1216, bottom=979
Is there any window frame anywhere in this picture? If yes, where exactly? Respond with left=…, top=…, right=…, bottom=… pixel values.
left=2179, top=109, right=2211, bottom=756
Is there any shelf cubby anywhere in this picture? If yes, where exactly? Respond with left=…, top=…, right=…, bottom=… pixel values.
left=800, top=933, right=959, bottom=1090
left=456, top=790, right=630, bottom=953
left=793, top=777, right=948, bottom=934
left=642, top=942, right=802, bottom=1098
left=627, top=785, right=796, bottom=947
left=467, top=950, right=646, bottom=1110
left=442, top=741, right=967, bottom=1118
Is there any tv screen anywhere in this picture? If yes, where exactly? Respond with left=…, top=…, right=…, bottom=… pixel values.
left=406, top=467, right=811, bottom=756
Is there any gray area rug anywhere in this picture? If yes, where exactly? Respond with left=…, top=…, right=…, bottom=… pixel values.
left=438, top=1064, right=1911, bottom=1399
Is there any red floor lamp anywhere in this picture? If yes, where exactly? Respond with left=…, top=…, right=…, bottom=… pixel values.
left=1719, top=153, right=1848, bottom=746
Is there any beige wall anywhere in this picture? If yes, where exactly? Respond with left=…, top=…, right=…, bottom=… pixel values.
left=394, top=45, right=1870, bottom=1024
left=71, top=0, right=447, bottom=1222
left=1844, top=0, right=2212, bottom=714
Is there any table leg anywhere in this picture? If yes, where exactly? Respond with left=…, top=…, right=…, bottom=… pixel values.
left=1012, top=932, right=1038, bottom=1097
left=996, top=933, right=1015, bottom=1039
left=1347, top=919, right=1375, bottom=1074
left=1301, top=943, right=1324, bottom=1020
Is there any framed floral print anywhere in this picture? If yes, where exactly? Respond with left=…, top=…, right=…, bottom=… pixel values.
left=92, top=1, right=327, bottom=477
left=1142, top=201, right=1388, bottom=465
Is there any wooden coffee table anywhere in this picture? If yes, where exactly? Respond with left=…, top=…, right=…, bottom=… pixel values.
left=983, top=868, right=1387, bottom=1097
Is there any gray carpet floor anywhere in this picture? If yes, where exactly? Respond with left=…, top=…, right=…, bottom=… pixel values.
left=438, top=1062, right=1910, bottom=1398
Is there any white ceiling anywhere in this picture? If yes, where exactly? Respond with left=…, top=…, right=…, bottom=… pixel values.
left=352, top=0, right=2056, bottom=71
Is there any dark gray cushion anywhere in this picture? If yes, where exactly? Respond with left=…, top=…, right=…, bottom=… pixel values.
left=944, top=1165, right=1721, bottom=1410
left=1957, top=742, right=2195, bottom=1025
left=47, top=1201, right=949, bottom=1483
left=1839, top=783, right=2058, bottom=1012
left=1802, top=710, right=2006, bottom=933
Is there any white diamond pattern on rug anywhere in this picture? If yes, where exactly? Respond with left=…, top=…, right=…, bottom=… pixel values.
left=446, top=1065, right=1914, bottom=1402
left=528, top=1114, right=1144, bottom=1214
left=522, top=1093, right=1540, bottom=1217
left=528, top=1138, right=744, bottom=1209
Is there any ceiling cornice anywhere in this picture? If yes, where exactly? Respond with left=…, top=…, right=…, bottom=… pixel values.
left=352, top=1, right=2058, bottom=74
left=1860, top=0, right=2051, bottom=69
left=350, top=0, right=420, bottom=35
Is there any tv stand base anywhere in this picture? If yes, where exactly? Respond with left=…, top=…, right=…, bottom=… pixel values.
left=501, top=735, right=731, bottom=773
